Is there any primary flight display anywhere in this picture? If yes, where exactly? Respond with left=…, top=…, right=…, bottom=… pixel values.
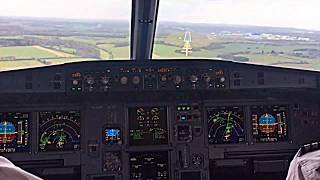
left=0, top=112, right=30, bottom=153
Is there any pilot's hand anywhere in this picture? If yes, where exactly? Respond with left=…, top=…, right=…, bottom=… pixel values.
left=0, top=156, right=43, bottom=180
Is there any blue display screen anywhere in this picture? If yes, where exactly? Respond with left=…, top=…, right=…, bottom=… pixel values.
left=104, top=128, right=122, bottom=145
left=107, top=129, right=120, bottom=137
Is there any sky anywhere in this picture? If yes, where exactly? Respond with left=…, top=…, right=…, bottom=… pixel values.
left=0, top=0, right=320, bottom=31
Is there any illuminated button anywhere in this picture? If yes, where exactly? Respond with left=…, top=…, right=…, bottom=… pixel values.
left=103, top=86, right=110, bottom=91
left=160, top=75, right=167, bottom=82
left=72, top=80, right=79, bottom=85
left=220, top=77, right=226, bottom=82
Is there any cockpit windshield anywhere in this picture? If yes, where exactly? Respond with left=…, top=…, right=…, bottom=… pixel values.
left=154, top=0, right=320, bottom=71
left=0, top=0, right=130, bottom=72
left=0, top=0, right=320, bottom=72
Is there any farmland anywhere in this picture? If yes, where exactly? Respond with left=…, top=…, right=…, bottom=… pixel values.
left=0, top=17, right=320, bottom=71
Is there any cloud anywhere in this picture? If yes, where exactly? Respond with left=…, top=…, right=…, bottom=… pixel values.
left=0, top=0, right=319, bottom=30
left=0, top=0, right=131, bottom=20
left=158, top=0, right=320, bottom=30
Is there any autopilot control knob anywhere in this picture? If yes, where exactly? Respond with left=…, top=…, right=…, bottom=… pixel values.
left=203, top=74, right=211, bottom=82
left=190, top=75, right=198, bottom=83
left=173, top=75, right=182, bottom=85
left=101, top=76, right=111, bottom=85
left=120, top=76, right=128, bottom=85
left=86, top=76, right=95, bottom=85
left=132, top=76, right=141, bottom=85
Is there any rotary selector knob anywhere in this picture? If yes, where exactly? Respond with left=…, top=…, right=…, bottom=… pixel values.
left=190, top=75, right=198, bottom=83
left=203, top=74, right=211, bottom=83
left=86, top=76, right=95, bottom=85
left=132, top=76, right=141, bottom=85
left=120, top=76, right=128, bottom=85
left=173, top=75, right=182, bottom=85
left=101, top=76, right=111, bottom=85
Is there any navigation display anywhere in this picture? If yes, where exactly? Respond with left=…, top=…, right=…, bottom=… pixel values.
left=104, top=127, right=122, bottom=145
left=0, top=112, right=30, bottom=153
left=207, top=106, right=245, bottom=144
left=129, top=106, right=168, bottom=145
left=39, top=111, right=81, bottom=152
left=251, top=105, right=288, bottom=142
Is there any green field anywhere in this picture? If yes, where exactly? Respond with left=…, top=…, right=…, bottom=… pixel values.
left=1, top=32, right=320, bottom=72
left=0, top=46, right=59, bottom=59
left=61, top=36, right=129, bottom=46
left=0, top=60, right=44, bottom=71
left=98, top=44, right=129, bottom=59
left=51, top=46, right=76, bottom=54
left=153, top=44, right=185, bottom=58
left=153, top=31, right=320, bottom=69
left=0, top=35, right=24, bottom=40
left=45, top=58, right=99, bottom=65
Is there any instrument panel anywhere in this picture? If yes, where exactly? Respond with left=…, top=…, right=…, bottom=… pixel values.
left=68, top=65, right=228, bottom=93
left=0, top=60, right=319, bottom=180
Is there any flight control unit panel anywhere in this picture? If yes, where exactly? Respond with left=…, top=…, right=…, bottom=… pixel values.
left=0, top=59, right=320, bottom=180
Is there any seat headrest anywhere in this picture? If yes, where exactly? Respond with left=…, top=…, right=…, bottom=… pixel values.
left=299, top=142, right=320, bottom=157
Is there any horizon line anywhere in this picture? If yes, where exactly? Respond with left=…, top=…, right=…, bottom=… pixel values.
left=0, top=15, right=319, bottom=32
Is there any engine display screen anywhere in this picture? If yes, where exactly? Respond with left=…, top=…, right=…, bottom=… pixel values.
left=129, top=151, right=169, bottom=180
left=104, top=127, right=122, bottom=145
left=207, top=106, right=245, bottom=144
left=128, top=106, right=168, bottom=146
left=39, top=111, right=80, bottom=152
left=0, top=112, right=30, bottom=153
left=251, top=105, right=288, bottom=142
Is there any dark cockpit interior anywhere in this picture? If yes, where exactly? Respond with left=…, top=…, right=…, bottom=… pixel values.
left=0, top=0, right=320, bottom=180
